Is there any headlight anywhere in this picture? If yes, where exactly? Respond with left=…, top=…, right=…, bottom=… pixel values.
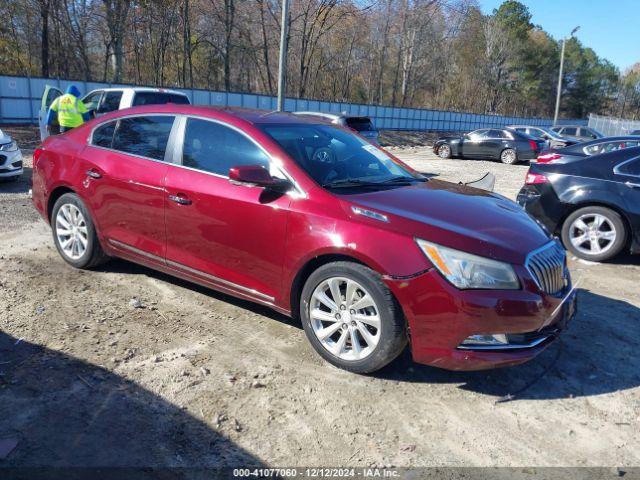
left=0, top=141, right=18, bottom=152
left=416, top=239, right=520, bottom=290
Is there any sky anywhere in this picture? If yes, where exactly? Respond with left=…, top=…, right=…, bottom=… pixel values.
left=478, top=0, right=639, bottom=73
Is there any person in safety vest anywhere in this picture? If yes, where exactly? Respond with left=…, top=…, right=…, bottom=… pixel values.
left=46, top=85, right=91, bottom=133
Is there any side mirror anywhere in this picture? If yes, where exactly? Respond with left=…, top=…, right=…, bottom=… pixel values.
left=229, top=165, right=291, bottom=192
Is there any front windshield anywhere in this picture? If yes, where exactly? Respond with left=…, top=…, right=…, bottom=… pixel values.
left=260, top=124, right=419, bottom=188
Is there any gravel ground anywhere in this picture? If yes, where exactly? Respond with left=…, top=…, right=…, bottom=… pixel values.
left=1, top=128, right=639, bottom=470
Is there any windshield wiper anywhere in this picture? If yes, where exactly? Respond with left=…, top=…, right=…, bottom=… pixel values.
left=322, top=179, right=383, bottom=188
left=376, top=176, right=425, bottom=185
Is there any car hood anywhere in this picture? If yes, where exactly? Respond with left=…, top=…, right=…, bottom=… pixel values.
left=345, top=179, right=551, bottom=265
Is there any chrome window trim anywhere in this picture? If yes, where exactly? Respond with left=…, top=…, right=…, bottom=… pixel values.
left=613, top=154, right=640, bottom=179
left=108, top=239, right=275, bottom=302
left=173, top=114, right=306, bottom=198
left=87, top=113, right=179, bottom=165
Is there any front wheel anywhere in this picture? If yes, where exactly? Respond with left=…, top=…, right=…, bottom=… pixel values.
left=500, top=148, right=518, bottom=164
left=437, top=144, right=452, bottom=159
left=51, top=193, right=109, bottom=269
left=300, top=262, right=407, bottom=374
left=561, top=206, right=627, bottom=262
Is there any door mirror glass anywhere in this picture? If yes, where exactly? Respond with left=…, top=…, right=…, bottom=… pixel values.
left=229, top=165, right=290, bottom=191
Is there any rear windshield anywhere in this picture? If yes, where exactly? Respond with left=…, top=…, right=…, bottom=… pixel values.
left=345, top=117, right=376, bottom=132
left=132, top=92, right=190, bottom=106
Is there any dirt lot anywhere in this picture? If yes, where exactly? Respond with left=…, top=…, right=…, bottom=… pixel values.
left=1, top=127, right=639, bottom=470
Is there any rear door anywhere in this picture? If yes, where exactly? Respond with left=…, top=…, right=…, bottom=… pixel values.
left=79, top=115, right=177, bottom=263
left=163, top=116, right=291, bottom=303
left=39, top=85, right=62, bottom=141
left=613, top=157, right=640, bottom=239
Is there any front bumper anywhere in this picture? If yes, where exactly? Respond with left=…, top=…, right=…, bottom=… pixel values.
left=0, top=149, right=24, bottom=178
left=386, top=268, right=576, bottom=371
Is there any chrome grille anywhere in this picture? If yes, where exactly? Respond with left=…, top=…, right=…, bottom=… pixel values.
left=526, top=241, right=567, bottom=295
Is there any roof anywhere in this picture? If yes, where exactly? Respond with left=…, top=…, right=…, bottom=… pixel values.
left=91, top=104, right=328, bottom=127
left=92, top=87, right=188, bottom=96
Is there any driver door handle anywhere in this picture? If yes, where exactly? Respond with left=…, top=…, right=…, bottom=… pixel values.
left=86, top=169, right=102, bottom=179
left=168, top=194, right=192, bottom=205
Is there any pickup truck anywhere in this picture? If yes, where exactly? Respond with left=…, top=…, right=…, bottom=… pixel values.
left=39, top=86, right=190, bottom=140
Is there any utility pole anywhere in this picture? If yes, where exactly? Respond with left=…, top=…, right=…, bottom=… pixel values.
left=277, top=0, right=290, bottom=112
left=554, top=26, right=580, bottom=125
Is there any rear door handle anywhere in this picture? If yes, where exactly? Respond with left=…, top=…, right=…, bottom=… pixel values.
left=86, top=169, right=102, bottom=179
left=168, top=194, right=192, bottom=205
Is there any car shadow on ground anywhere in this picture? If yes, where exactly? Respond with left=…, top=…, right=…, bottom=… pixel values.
left=96, top=260, right=639, bottom=401
left=0, top=167, right=32, bottom=195
left=378, top=289, right=640, bottom=400
left=0, top=330, right=263, bottom=476
left=96, top=259, right=298, bottom=327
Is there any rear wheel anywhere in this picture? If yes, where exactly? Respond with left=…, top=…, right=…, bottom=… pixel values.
left=500, top=148, right=517, bottom=164
left=300, top=262, right=407, bottom=374
left=437, top=144, right=452, bottom=159
left=561, top=206, right=627, bottom=262
left=51, top=193, right=109, bottom=269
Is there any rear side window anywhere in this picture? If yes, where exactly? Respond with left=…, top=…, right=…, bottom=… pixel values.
left=182, top=118, right=269, bottom=176
left=488, top=129, right=504, bottom=138
left=132, top=92, right=190, bottom=106
left=112, top=116, right=175, bottom=161
left=563, top=127, right=577, bottom=135
left=345, top=117, right=375, bottom=132
left=616, top=158, right=640, bottom=176
left=92, top=121, right=116, bottom=148
left=101, top=91, right=123, bottom=112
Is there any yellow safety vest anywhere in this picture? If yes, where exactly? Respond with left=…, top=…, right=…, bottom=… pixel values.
left=50, top=94, right=88, bottom=128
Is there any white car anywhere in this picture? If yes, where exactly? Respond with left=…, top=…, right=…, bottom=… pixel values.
left=294, top=111, right=379, bottom=144
left=39, top=86, right=190, bottom=141
left=0, top=129, right=23, bottom=181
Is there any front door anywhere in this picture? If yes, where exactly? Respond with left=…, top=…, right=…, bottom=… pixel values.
left=461, top=130, right=489, bottom=158
left=164, top=117, right=291, bottom=304
left=79, top=115, right=176, bottom=263
left=39, top=85, right=62, bottom=141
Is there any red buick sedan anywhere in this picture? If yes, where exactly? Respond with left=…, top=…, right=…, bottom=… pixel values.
left=32, top=105, right=577, bottom=373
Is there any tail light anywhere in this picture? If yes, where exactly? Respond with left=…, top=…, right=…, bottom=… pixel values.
left=33, top=147, right=44, bottom=166
left=536, top=152, right=562, bottom=164
left=529, top=140, right=538, bottom=151
left=525, top=171, right=549, bottom=185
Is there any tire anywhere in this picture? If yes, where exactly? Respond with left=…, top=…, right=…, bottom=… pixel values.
left=561, top=206, right=627, bottom=262
left=300, top=261, right=407, bottom=374
left=500, top=148, right=518, bottom=164
left=437, top=144, right=452, bottom=159
left=51, top=192, right=109, bottom=269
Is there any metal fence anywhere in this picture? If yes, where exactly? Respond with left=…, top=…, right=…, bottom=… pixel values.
left=0, top=74, right=586, bottom=131
left=588, top=113, right=640, bottom=136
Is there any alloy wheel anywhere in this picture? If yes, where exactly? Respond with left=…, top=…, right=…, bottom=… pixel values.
left=501, top=149, right=516, bottom=163
left=55, top=204, right=89, bottom=260
left=309, top=277, right=381, bottom=361
left=569, top=213, right=617, bottom=256
left=438, top=145, right=450, bottom=158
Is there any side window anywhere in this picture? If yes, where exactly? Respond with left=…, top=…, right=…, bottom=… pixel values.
left=468, top=130, right=489, bottom=141
left=182, top=118, right=270, bottom=176
left=83, top=91, right=103, bottom=110
left=563, top=127, right=577, bottom=136
left=100, top=91, right=123, bottom=112
left=112, top=116, right=175, bottom=161
left=92, top=121, right=117, bottom=148
left=488, top=129, right=503, bottom=138
left=45, top=88, right=61, bottom=109
left=616, top=158, right=640, bottom=176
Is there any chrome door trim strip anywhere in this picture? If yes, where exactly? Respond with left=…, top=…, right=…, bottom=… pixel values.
left=165, top=259, right=275, bottom=302
left=108, top=238, right=164, bottom=262
left=107, top=238, right=275, bottom=303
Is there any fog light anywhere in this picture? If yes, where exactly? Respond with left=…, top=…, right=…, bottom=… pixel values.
left=461, top=334, right=508, bottom=346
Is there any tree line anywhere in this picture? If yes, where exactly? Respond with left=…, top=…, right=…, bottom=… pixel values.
left=1, top=0, right=639, bottom=120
